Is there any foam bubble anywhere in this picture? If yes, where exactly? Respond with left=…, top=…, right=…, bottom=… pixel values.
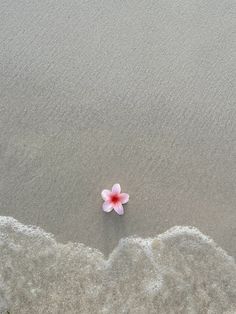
left=0, top=216, right=235, bottom=313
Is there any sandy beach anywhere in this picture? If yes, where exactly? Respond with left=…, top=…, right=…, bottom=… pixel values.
left=1, top=0, right=235, bottom=259
left=1, top=0, right=236, bottom=312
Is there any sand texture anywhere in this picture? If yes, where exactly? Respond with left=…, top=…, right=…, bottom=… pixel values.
left=0, top=0, right=236, bottom=258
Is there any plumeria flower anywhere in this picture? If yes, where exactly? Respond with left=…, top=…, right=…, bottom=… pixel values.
left=101, top=183, right=129, bottom=215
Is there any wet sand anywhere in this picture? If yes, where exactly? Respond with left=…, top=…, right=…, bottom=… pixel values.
left=0, top=0, right=236, bottom=258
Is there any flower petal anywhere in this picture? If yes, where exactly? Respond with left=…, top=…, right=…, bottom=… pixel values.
left=102, top=201, right=113, bottom=212
left=120, top=193, right=129, bottom=204
left=114, top=203, right=124, bottom=215
left=101, top=189, right=111, bottom=201
left=112, top=183, right=121, bottom=194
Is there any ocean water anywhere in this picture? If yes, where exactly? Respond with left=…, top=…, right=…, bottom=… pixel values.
left=0, top=216, right=235, bottom=314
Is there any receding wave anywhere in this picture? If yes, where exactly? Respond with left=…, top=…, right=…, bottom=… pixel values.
left=0, top=216, right=235, bottom=313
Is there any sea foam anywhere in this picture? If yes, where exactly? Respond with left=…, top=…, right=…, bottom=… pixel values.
left=0, top=216, right=235, bottom=313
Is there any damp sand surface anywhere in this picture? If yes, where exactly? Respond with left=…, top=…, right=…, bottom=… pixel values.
left=0, top=0, right=236, bottom=258
left=0, top=0, right=236, bottom=312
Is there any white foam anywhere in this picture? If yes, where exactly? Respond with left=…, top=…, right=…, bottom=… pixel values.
left=0, top=216, right=235, bottom=313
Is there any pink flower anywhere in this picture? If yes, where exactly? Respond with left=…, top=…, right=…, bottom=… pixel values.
left=101, top=183, right=129, bottom=215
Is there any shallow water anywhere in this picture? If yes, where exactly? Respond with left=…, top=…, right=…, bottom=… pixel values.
left=0, top=216, right=235, bottom=313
